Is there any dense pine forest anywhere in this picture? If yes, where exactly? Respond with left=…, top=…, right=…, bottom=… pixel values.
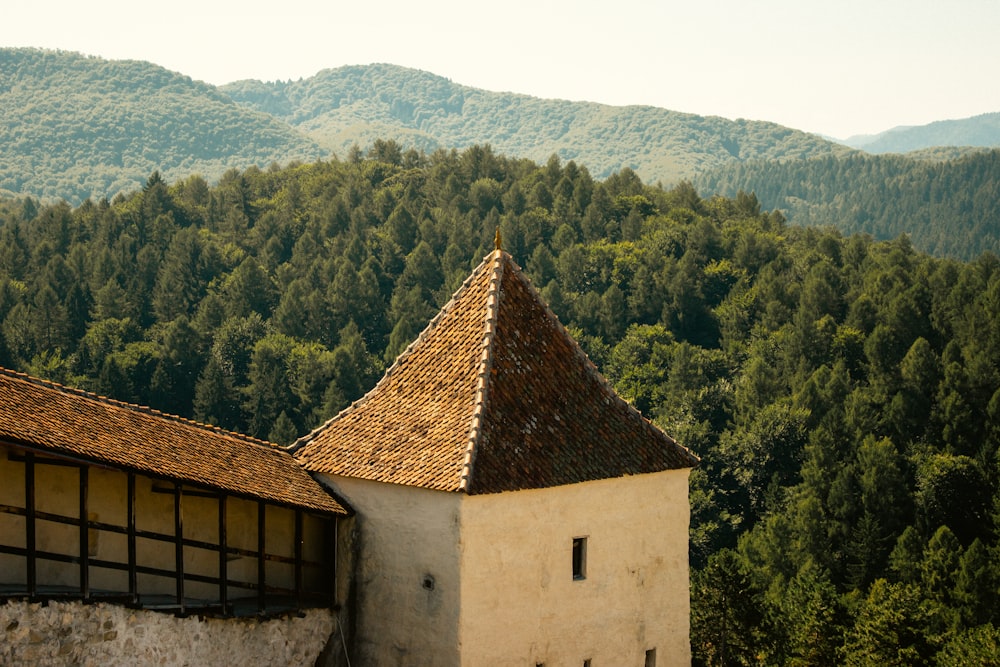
left=696, top=149, right=1000, bottom=260
left=1, top=145, right=999, bottom=664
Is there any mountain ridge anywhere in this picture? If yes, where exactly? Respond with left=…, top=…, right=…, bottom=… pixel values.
left=4, top=47, right=999, bottom=260
left=841, top=112, right=1000, bottom=153
left=221, top=62, right=854, bottom=185
left=1, top=49, right=849, bottom=203
left=0, top=48, right=325, bottom=203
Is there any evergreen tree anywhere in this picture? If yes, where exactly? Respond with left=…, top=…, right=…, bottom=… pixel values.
left=193, top=356, right=242, bottom=431
left=843, top=579, right=939, bottom=667
left=690, top=549, right=768, bottom=666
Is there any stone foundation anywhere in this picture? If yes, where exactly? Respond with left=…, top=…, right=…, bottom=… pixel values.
left=0, top=600, right=337, bottom=666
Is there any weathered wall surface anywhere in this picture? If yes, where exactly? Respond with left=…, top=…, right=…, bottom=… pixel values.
left=0, top=600, right=335, bottom=666
left=459, top=469, right=693, bottom=667
left=318, top=474, right=462, bottom=667
left=320, top=468, right=692, bottom=667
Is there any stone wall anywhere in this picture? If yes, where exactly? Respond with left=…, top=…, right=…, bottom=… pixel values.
left=0, top=600, right=339, bottom=666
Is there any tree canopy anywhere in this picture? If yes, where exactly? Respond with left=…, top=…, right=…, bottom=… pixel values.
left=1, top=145, right=999, bottom=663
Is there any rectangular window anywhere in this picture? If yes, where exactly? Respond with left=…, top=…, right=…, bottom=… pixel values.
left=572, top=536, right=587, bottom=580
left=644, top=648, right=656, bottom=667
left=583, top=660, right=592, bottom=667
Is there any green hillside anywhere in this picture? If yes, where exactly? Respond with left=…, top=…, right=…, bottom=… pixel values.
left=6, top=48, right=999, bottom=261
left=695, top=149, right=1000, bottom=260
left=223, top=63, right=854, bottom=186
left=0, top=49, right=324, bottom=203
left=0, top=50, right=852, bottom=205
left=1, top=152, right=999, bottom=662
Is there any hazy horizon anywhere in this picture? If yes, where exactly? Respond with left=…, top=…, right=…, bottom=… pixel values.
left=4, top=0, right=1000, bottom=140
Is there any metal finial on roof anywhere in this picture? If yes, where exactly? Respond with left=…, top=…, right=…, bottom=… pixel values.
left=494, top=227, right=502, bottom=251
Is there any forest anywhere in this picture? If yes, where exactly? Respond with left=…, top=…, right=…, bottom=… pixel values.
left=1, top=144, right=998, bottom=664
left=696, top=148, right=1000, bottom=260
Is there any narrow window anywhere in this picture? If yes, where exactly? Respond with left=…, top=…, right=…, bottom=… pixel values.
left=644, top=648, right=656, bottom=667
left=583, top=660, right=592, bottom=667
left=572, top=536, right=587, bottom=580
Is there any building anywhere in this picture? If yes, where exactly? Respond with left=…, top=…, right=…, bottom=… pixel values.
left=294, top=246, right=699, bottom=666
left=0, top=366, right=348, bottom=614
left=0, top=245, right=697, bottom=666
left=0, top=364, right=350, bottom=664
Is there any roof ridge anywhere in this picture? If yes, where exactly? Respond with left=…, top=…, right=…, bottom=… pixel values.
left=0, top=366, right=282, bottom=453
left=458, top=249, right=505, bottom=491
left=290, top=252, right=493, bottom=457
left=496, top=255, right=700, bottom=468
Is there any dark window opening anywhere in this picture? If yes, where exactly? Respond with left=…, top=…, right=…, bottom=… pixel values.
left=572, top=536, right=587, bottom=580
left=645, top=648, right=656, bottom=667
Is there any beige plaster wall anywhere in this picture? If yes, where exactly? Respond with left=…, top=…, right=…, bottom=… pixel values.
left=317, top=474, right=462, bottom=667
left=88, top=466, right=130, bottom=592
left=0, top=599, right=335, bottom=666
left=320, top=468, right=691, bottom=667
left=458, top=469, right=693, bottom=667
left=0, top=446, right=27, bottom=580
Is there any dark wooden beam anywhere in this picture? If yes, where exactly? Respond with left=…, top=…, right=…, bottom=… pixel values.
left=8, top=452, right=85, bottom=467
left=294, top=509, right=303, bottom=609
left=219, top=494, right=228, bottom=615
left=333, top=518, right=338, bottom=605
left=151, top=484, right=222, bottom=499
left=127, top=472, right=137, bottom=604
left=79, top=465, right=89, bottom=599
left=257, top=500, right=266, bottom=614
left=175, top=483, right=184, bottom=613
left=331, top=518, right=338, bottom=606
left=0, top=502, right=322, bottom=567
left=24, top=451, right=36, bottom=598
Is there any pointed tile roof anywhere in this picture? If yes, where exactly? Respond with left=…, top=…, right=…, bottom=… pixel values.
left=294, top=250, right=697, bottom=494
left=0, top=367, right=348, bottom=515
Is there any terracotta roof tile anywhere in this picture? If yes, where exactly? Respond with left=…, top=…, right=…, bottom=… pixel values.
left=0, top=368, right=347, bottom=515
left=295, top=250, right=698, bottom=493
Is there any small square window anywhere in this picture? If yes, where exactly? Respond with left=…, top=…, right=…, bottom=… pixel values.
left=644, top=648, right=656, bottom=667
left=572, top=536, right=587, bottom=580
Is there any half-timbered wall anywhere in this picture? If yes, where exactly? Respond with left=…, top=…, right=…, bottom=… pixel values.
left=0, top=444, right=336, bottom=616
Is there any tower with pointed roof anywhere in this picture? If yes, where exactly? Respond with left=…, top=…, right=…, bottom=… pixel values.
left=295, top=248, right=698, bottom=666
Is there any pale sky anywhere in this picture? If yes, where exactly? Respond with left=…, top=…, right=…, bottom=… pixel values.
left=5, top=0, right=999, bottom=139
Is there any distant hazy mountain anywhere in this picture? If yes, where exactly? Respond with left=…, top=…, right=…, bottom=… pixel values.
left=842, top=112, right=1000, bottom=154
left=5, top=46, right=996, bottom=261
left=222, top=63, right=853, bottom=186
left=0, top=48, right=324, bottom=202
left=0, top=49, right=852, bottom=203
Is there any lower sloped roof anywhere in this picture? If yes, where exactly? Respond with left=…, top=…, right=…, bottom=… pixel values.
left=294, top=249, right=698, bottom=493
left=0, top=367, right=347, bottom=515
